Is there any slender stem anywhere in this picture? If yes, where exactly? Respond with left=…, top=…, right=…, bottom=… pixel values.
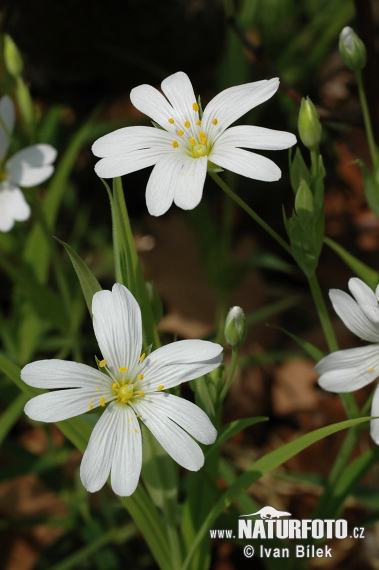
left=0, top=115, right=12, bottom=141
left=356, top=70, right=377, bottom=166
left=220, top=347, right=238, bottom=401
left=210, top=172, right=292, bottom=255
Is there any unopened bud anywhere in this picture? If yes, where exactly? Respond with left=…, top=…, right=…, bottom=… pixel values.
left=339, top=27, right=367, bottom=72
left=295, top=180, right=314, bottom=218
left=298, top=97, right=321, bottom=150
left=224, top=306, right=247, bottom=348
left=4, top=35, right=23, bottom=78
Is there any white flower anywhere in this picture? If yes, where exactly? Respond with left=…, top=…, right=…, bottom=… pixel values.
left=92, top=71, right=296, bottom=216
left=21, top=283, right=223, bottom=496
left=315, top=277, right=379, bottom=443
left=0, top=95, right=57, bottom=232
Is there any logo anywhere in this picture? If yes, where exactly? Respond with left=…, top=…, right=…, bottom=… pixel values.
left=209, top=504, right=365, bottom=560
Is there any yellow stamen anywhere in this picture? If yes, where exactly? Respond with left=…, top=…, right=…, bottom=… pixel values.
left=136, top=414, right=142, bottom=418
left=368, top=367, right=375, bottom=373
left=122, top=396, right=127, bottom=403
left=212, top=118, right=218, bottom=125
left=193, top=102, right=199, bottom=112
left=178, top=130, right=184, bottom=136
left=184, top=121, right=190, bottom=128
left=158, top=385, right=164, bottom=391
left=134, top=428, right=138, bottom=433
left=190, top=138, right=196, bottom=146
left=99, top=359, right=107, bottom=367
left=196, top=120, right=201, bottom=126
left=88, top=404, right=93, bottom=410
left=172, top=140, right=178, bottom=148
left=168, top=118, right=174, bottom=124
left=201, top=137, right=207, bottom=145
left=127, top=418, right=130, bottom=423
left=139, top=391, right=145, bottom=397
left=119, top=367, right=128, bottom=373
left=139, top=353, right=146, bottom=362
left=199, top=131, right=205, bottom=138
left=100, top=397, right=106, bottom=407
left=112, top=382, right=118, bottom=390
left=138, top=373, right=144, bottom=380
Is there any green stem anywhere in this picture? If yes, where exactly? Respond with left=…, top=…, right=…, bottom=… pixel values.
left=0, top=115, right=12, bottom=141
left=210, top=172, right=292, bottom=255
left=219, top=347, right=238, bottom=401
left=308, top=272, right=359, bottom=418
left=356, top=70, right=377, bottom=166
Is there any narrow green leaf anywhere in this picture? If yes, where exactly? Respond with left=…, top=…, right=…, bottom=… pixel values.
left=324, top=237, right=379, bottom=290
left=182, top=416, right=372, bottom=570
left=268, top=323, right=325, bottom=361
left=205, top=417, right=268, bottom=459
left=56, top=238, right=102, bottom=314
left=0, top=392, right=28, bottom=446
left=246, top=296, right=301, bottom=328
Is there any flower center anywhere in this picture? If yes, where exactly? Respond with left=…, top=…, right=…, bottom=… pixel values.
left=169, top=103, right=218, bottom=159
left=117, top=383, right=135, bottom=403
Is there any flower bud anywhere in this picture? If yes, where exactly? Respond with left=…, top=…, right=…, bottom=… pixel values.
left=224, top=306, right=247, bottom=348
left=298, top=97, right=321, bottom=150
left=295, top=180, right=314, bottom=219
left=4, top=35, right=23, bottom=78
left=339, top=26, right=367, bottom=72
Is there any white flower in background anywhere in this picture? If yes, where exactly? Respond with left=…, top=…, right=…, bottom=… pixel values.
left=92, top=71, right=296, bottom=216
left=21, top=283, right=223, bottom=496
left=0, top=95, right=57, bottom=232
left=315, top=277, right=379, bottom=444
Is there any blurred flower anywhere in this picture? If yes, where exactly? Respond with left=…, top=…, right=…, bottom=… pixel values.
left=339, top=26, right=367, bottom=72
left=0, top=96, right=57, bottom=232
left=315, top=278, right=379, bottom=443
left=93, top=72, right=296, bottom=215
left=21, top=283, right=222, bottom=496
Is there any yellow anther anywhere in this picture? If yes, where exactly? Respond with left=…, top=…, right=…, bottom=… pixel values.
left=190, top=138, right=196, bottom=146
left=199, top=131, right=205, bottom=138
left=99, top=359, right=107, bottom=367
left=88, top=404, right=93, bottom=410
left=122, top=397, right=127, bottom=403
left=100, top=397, right=106, bottom=407
left=168, top=118, right=174, bottom=124
left=178, top=130, right=184, bottom=136
left=201, top=137, right=207, bottom=145
left=196, top=120, right=201, bottom=126
left=139, top=391, right=145, bottom=397
left=136, top=414, right=142, bottom=418
left=158, top=385, right=164, bottom=391
left=119, top=367, right=128, bottom=373
left=134, top=428, right=138, bottom=433
left=193, top=102, right=199, bottom=112
left=212, top=118, right=218, bottom=125
left=127, top=418, right=131, bottom=423
left=112, top=382, right=118, bottom=390
left=184, top=121, right=190, bottom=128
left=138, top=373, right=144, bottom=380
left=139, top=353, right=146, bottom=362
left=368, top=367, right=375, bottom=373
left=96, top=387, right=101, bottom=390
left=172, top=140, right=178, bottom=148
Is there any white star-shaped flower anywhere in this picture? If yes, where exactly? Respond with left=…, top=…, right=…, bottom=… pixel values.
left=21, top=283, right=223, bottom=496
left=0, top=95, right=57, bottom=232
left=92, top=71, right=296, bottom=216
left=315, top=277, right=379, bottom=443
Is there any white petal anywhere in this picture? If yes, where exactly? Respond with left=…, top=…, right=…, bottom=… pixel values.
left=94, top=147, right=169, bottom=178
left=0, top=95, right=14, bottom=159
left=132, top=397, right=205, bottom=470
left=315, top=344, right=379, bottom=392
left=348, top=278, right=379, bottom=325
left=21, top=359, right=110, bottom=389
left=173, top=156, right=208, bottom=210
left=210, top=146, right=281, bottom=181
left=145, top=156, right=180, bottom=216
left=6, top=145, right=56, bottom=187
left=215, top=125, right=296, bottom=151
left=0, top=182, right=30, bottom=232
left=140, top=339, right=223, bottom=391
left=92, top=126, right=172, bottom=158
left=110, top=404, right=142, bottom=496
left=92, top=284, right=143, bottom=376
left=202, top=78, right=279, bottom=136
left=24, top=388, right=103, bottom=422
left=143, top=393, right=217, bottom=444
left=329, top=289, right=379, bottom=342
left=130, top=83, right=176, bottom=131
left=370, top=387, right=379, bottom=444
left=161, top=72, right=198, bottom=125
left=80, top=402, right=118, bottom=492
